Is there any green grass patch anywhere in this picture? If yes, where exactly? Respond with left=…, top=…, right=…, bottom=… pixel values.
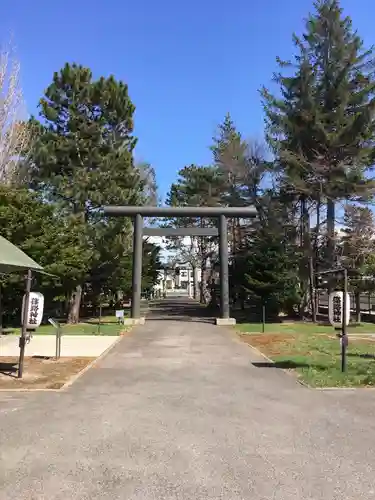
left=237, top=321, right=375, bottom=387
left=3, top=316, right=127, bottom=336
left=237, top=321, right=375, bottom=335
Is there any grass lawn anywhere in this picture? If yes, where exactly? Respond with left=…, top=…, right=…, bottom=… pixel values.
left=3, top=316, right=128, bottom=336
left=237, top=321, right=375, bottom=387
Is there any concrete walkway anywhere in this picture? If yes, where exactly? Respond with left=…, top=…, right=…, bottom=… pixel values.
left=0, top=334, right=119, bottom=357
left=1, top=298, right=375, bottom=499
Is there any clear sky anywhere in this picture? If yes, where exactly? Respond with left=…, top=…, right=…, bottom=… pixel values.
left=1, top=0, right=374, bottom=201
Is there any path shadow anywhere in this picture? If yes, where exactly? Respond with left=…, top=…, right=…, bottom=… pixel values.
left=252, top=360, right=332, bottom=373
left=252, top=360, right=310, bottom=369
left=147, top=298, right=215, bottom=323
left=0, top=361, right=18, bottom=378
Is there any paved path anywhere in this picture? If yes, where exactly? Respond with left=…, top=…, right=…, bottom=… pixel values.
left=1, top=298, right=375, bottom=499
left=0, top=334, right=118, bottom=357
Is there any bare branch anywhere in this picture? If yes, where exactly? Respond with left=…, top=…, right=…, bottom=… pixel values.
left=0, top=39, right=32, bottom=185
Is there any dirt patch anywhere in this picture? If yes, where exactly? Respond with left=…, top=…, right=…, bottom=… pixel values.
left=239, top=333, right=296, bottom=356
left=346, top=336, right=375, bottom=346
left=0, top=356, right=95, bottom=390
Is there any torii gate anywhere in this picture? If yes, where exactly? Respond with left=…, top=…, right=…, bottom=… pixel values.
left=103, top=206, right=257, bottom=325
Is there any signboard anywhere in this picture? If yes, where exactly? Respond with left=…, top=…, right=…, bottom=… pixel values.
left=21, top=292, right=44, bottom=329
left=48, top=318, right=60, bottom=329
left=328, top=291, right=350, bottom=328
left=115, top=309, right=125, bottom=325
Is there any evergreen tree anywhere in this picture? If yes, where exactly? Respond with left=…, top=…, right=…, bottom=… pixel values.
left=211, top=113, right=268, bottom=258
left=166, top=164, right=222, bottom=302
left=261, top=0, right=375, bottom=272
left=29, top=63, right=144, bottom=322
left=341, top=204, right=375, bottom=321
left=238, top=222, right=301, bottom=319
left=211, top=113, right=266, bottom=210
left=0, top=187, right=91, bottom=324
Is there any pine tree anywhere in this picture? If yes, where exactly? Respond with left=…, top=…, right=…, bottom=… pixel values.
left=166, top=164, right=222, bottom=302
left=0, top=186, right=92, bottom=323
left=341, top=205, right=375, bottom=321
left=29, top=63, right=144, bottom=322
left=261, top=0, right=375, bottom=272
left=238, top=222, right=301, bottom=319
left=211, top=113, right=268, bottom=257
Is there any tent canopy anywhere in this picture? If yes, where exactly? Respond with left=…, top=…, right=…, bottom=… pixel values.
left=0, top=235, right=44, bottom=274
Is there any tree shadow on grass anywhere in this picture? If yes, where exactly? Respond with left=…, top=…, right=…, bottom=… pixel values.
left=348, top=353, right=375, bottom=360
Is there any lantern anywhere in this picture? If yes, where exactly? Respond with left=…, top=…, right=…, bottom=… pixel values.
left=328, top=291, right=350, bottom=328
left=21, top=292, right=44, bottom=329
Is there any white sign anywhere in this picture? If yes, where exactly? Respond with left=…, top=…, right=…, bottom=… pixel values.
left=48, top=318, right=60, bottom=329
left=328, top=291, right=350, bottom=328
left=21, top=292, right=44, bottom=329
left=115, top=310, right=124, bottom=318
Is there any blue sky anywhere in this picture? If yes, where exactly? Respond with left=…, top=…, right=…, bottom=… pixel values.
left=1, top=0, right=374, bottom=201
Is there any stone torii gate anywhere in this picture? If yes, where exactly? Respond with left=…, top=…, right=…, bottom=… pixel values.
left=103, top=206, right=257, bottom=325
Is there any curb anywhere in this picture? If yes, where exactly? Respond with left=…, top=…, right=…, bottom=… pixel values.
left=235, top=331, right=375, bottom=391
left=60, top=335, right=124, bottom=390
left=234, top=331, right=310, bottom=388
left=0, top=334, right=126, bottom=393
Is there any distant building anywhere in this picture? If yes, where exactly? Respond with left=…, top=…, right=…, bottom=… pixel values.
left=153, top=265, right=202, bottom=297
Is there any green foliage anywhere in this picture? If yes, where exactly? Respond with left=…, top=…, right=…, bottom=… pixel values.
left=165, top=164, right=222, bottom=256
left=0, top=187, right=91, bottom=320
left=25, top=63, right=160, bottom=321
left=30, top=63, right=141, bottom=209
left=341, top=205, right=375, bottom=293
left=261, top=0, right=375, bottom=202
left=167, top=164, right=222, bottom=209
left=211, top=113, right=267, bottom=209
left=235, top=222, right=301, bottom=318
left=142, top=241, right=162, bottom=292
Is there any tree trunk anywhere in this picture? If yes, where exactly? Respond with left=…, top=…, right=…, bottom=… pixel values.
left=299, top=196, right=310, bottom=317
left=313, top=198, right=321, bottom=317
left=355, top=291, right=361, bottom=323
left=192, top=266, right=198, bottom=300
left=309, top=255, right=317, bottom=322
left=314, top=197, right=321, bottom=269
left=327, top=198, right=335, bottom=267
left=200, top=262, right=206, bottom=304
left=326, top=198, right=335, bottom=293
left=68, top=285, right=83, bottom=324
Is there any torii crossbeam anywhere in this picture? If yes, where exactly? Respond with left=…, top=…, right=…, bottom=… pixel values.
left=103, top=205, right=257, bottom=325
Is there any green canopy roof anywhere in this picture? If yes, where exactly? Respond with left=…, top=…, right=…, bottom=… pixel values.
left=0, top=235, right=44, bottom=274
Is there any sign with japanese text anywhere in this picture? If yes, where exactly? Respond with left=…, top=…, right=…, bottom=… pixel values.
left=21, top=292, right=44, bottom=329
left=328, top=291, right=350, bottom=328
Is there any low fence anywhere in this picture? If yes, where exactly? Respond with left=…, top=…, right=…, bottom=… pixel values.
left=317, top=291, right=375, bottom=317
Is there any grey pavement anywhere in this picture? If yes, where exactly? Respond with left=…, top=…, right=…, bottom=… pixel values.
left=1, top=297, right=375, bottom=499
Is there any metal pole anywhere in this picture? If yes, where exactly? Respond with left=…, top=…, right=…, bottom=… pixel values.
left=55, top=326, right=59, bottom=359
left=219, top=215, right=230, bottom=319
left=131, top=213, right=143, bottom=319
left=58, top=326, right=62, bottom=359
left=262, top=304, right=266, bottom=333
left=0, top=283, right=2, bottom=336
left=309, top=256, right=317, bottom=323
left=18, top=269, right=32, bottom=378
left=341, top=269, right=348, bottom=372
left=98, top=292, right=102, bottom=335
